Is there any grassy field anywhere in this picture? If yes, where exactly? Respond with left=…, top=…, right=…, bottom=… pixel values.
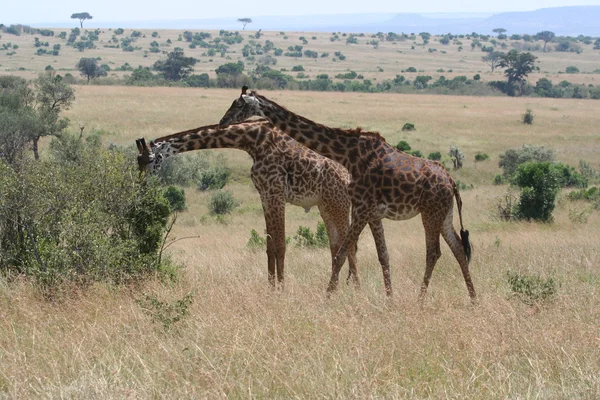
left=1, top=85, right=600, bottom=397
left=1, top=26, right=599, bottom=87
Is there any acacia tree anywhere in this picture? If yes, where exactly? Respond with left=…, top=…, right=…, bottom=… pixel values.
left=535, top=31, right=555, bottom=51
left=497, top=50, right=539, bottom=96
left=153, top=49, right=197, bottom=81
left=238, top=18, right=252, bottom=30
left=71, top=12, right=93, bottom=28
left=482, top=51, right=505, bottom=72
left=492, top=28, right=507, bottom=36
left=76, top=58, right=107, bottom=83
left=0, top=75, right=74, bottom=161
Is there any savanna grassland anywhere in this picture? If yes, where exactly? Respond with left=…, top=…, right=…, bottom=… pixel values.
left=1, top=26, right=600, bottom=89
left=1, top=84, right=599, bottom=398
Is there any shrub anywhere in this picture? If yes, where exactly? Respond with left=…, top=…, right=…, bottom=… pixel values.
left=155, top=153, right=211, bottom=186
left=405, top=67, right=417, bottom=72
left=396, top=140, right=411, bottom=152
left=493, top=174, right=505, bottom=185
left=499, top=145, right=555, bottom=177
left=401, top=122, right=415, bottom=131
left=427, top=151, right=442, bottom=161
left=0, top=135, right=172, bottom=293
left=507, top=271, right=556, bottom=305
left=522, top=109, right=534, bottom=124
left=409, top=150, right=423, bottom=158
left=293, top=221, right=329, bottom=248
left=291, top=65, right=304, bottom=71
left=565, top=66, right=580, bottom=73
left=247, top=229, right=266, bottom=249
left=567, top=186, right=599, bottom=201
left=512, top=161, right=561, bottom=222
left=209, top=190, right=237, bottom=215
left=551, top=162, right=587, bottom=188
left=474, top=153, right=489, bottom=161
left=197, top=167, right=231, bottom=191
left=448, top=146, right=465, bottom=169
left=163, top=186, right=186, bottom=211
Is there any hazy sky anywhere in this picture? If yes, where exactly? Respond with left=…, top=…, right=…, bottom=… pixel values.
left=4, top=0, right=600, bottom=24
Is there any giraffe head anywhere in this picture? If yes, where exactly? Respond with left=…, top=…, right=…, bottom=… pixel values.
left=135, top=138, right=172, bottom=174
left=219, top=86, right=263, bottom=127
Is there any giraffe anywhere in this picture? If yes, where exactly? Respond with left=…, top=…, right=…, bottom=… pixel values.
left=135, top=119, right=359, bottom=288
left=218, top=87, right=476, bottom=301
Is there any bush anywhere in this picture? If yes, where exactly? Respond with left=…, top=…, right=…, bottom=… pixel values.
left=209, top=190, right=237, bottom=215
left=163, top=186, right=186, bottom=211
left=565, top=66, right=580, bottom=73
left=427, top=151, right=442, bottom=161
left=155, top=153, right=211, bottom=186
left=0, top=134, right=172, bottom=293
left=493, top=174, right=505, bottom=185
left=405, top=67, right=417, bottom=72
left=474, top=153, right=489, bottom=161
left=247, top=229, right=266, bottom=249
left=197, top=166, right=231, bottom=191
left=293, top=221, right=329, bottom=248
left=401, top=122, right=415, bottom=131
left=512, top=161, right=562, bottom=222
left=551, top=162, right=587, bottom=188
left=522, top=109, right=534, bottom=124
left=408, top=150, right=423, bottom=158
left=448, top=146, right=465, bottom=169
left=396, top=140, right=411, bottom=152
left=507, top=271, right=556, bottom=305
left=499, top=145, right=555, bottom=177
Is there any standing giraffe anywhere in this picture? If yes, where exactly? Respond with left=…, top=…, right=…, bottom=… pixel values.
left=136, top=119, right=358, bottom=288
left=218, top=88, right=476, bottom=301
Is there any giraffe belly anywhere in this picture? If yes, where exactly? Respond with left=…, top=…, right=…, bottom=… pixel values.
left=377, top=203, right=420, bottom=221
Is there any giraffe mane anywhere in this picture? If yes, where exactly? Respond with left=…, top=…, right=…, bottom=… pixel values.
left=251, top=91, right=387, bottom=143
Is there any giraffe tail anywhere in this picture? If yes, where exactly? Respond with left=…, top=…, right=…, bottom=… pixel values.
left=453, top=183, right=472, bottom=263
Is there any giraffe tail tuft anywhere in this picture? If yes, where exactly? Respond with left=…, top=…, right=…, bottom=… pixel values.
left=460, top=229, right=471, bottom=263
left=454, top=182, right=472, bottom=263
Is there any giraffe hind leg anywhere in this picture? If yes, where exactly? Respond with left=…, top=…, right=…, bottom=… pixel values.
left=440, top=210, right=477, bottom=301
left=419, top=213, right=442, bottom=301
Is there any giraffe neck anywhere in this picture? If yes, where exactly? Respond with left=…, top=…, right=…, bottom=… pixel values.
left=153, top=122, right=266, bottom=160
left=255, top=94, right=363, bottom=174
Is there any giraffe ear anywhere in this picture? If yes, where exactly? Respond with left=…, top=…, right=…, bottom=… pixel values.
left=241, top=94, right=260, bottom=106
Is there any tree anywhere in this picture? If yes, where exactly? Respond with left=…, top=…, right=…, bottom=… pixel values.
left=76, top=58, right=107, bottom=83
left=0, top=75, right=74, bottom=161
left=481, top=51, right=504, bottom=72
left=238, top=18, right=252, bottom=30
left=153, top=49, right=197, bottom=81
left=492, top=28, right=507, bottom=35
left=535, top=31, right=555, bottom=51
left=497, top=50, right=538, bottom=96
left=70, top=12, right=93, bottom=28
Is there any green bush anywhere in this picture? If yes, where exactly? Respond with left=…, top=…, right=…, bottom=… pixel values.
left=209, top=190, right=237, bottom=215
left=247, top=229, right=266, bottom=249
left=427, top=151, right=442, bottom=161
left=567, top=186, right=599, bottom=202
left=401, top=122, right=415, bottom=131
left=198, top=166, right=231, bottom=191
left=293, top=221, right=329, bottom=248
left=499, top=145, right=555, bottom=177
left=522, top=109, right=534, bottom=124
left=396, top=140, right=411, bottom=152
left=408, top=150, right=423, bottom=158
left=551, top=162, right=587, bottom=188
left=163, top=186, right=186, bottom=211
left=493, top=174, right=505, bottom=185
left=155, top=153, right=211, bottom=186
left=474, top=153, right=489, bottom=161
left=565, top=66, right=579, bottom=73
left=0, top=134, right=172, bottom=293
left=512, top=161, right=562, bottom=222
left=507, top=271, right=556, bottom=305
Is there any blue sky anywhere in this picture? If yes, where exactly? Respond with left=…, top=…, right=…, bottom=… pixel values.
left=4, top=0, right=600, bottom=24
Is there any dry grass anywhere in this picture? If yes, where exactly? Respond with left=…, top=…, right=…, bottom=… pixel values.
left=1, top=87, right=600, bottom=398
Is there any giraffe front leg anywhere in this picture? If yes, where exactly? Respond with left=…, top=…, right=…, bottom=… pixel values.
left=262, top=195, right=286, bottom=288
left=327, top=212, right=368, bottom=294
left=369, top=219, right=392, bottom=296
